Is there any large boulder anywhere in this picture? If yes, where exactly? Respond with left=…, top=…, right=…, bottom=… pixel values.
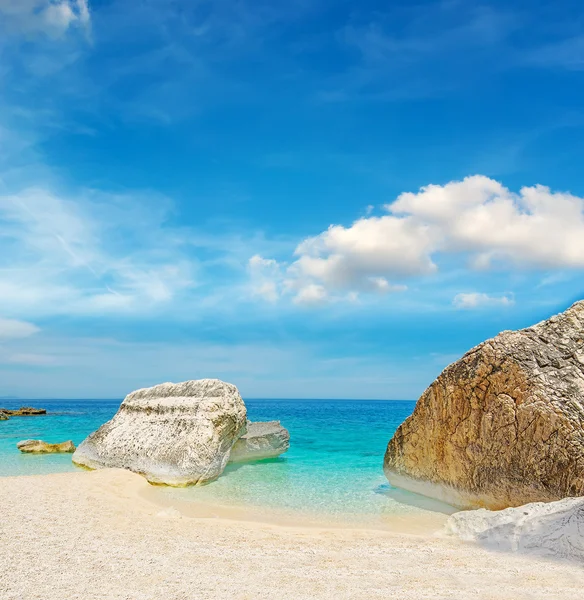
left=229, top=421, right=290, bottom=462
left=444, top=497, right=584, bottom=562
left=384, top=301, right=584, bottom=510
left=72, top=379, right=247, bottom=486
left=17, top=439, right=76, bottom=453
left=0, top=411, right=8, bottom=421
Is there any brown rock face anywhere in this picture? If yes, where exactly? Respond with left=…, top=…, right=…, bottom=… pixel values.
left=384, top=301, right=584, bottom=510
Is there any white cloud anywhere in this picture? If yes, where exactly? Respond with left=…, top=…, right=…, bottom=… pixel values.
left=254, top=281, right=279, bottom=303
left=292, top=215, right=437, bottom=289
left=0, top=318, right=39, bottom=340
left=248, top=254, right=283, bottom=302
left=453, top=292, right=515, bottom=310
left=253, top=176, right=584, bottom=306
left=293, top=284, right=327, bottom=306
left=391, top=176, right=584, bottom=269
left=0, top=186, right=195, bottom=316
left=7, top=353, right=56, bottom=366
left=0, top=0, right=91, bottom=38
left=249, top=254, right=279, bottom=272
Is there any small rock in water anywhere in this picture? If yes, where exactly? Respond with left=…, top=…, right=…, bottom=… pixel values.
left=17, top=439, right=76, bottom=454
left=0, top=406, right=47, bottom=417
left=229, top=420, right=290, bottom=462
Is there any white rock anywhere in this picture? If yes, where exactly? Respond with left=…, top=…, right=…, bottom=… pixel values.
left=229, top=421, right=290, bottom=462
left=72, top=379, right=247, bottom=486
left=444, top=497, right=584, bottom=561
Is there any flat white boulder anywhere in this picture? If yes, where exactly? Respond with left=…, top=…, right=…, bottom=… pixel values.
left=444, top=497, right=584, bottom=562
left=229, top=421, right=290, bottom=462
left=73, top=379, right=247, bottom=486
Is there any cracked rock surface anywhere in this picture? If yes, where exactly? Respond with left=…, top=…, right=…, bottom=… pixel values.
left=72, top=379, right=247, bottom=486
left=384, top=301, right=584, bottom=509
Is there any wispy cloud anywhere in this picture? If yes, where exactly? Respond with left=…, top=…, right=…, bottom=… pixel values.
left=6, top=353, right=56, bottom=366
left=0, top=0, right=90, bottom=39
left=0, top=186, right=196, bottom=317
left=523, top=35, right=584, bottom=71
left=315, top=3, right=518, bottom=102
left=0, top=331, right=447, bottom=399
left=453, top=292, right=515, bottom=310
left=0, top=318, right=39, bottom=340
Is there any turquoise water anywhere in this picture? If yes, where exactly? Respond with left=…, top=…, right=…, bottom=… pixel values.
left=0, top=399, right=454, bottom=520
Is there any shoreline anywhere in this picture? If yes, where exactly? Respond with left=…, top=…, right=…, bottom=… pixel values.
left=1, top=468, right=582, bottom=599
left=1, top=467, right=451, bottom=534
left=139, top=479, right=452, bottom=535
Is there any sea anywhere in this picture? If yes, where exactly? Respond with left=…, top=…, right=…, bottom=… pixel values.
left=0, top=399, right=455, bottom=523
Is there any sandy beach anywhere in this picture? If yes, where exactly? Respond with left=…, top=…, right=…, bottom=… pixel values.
left=0, top=469, right=582, bottom=600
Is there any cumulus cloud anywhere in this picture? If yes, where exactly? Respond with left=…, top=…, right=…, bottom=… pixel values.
left=0, top=0, right=91, bottom=38
left=452, top=292, right=515, bottom=310
left=0, top=318, right=40, bottom=340
left=292, top=215, right=436, bottom=289
left=252, top=176, right=584, bottom=306
left=391, top=175, right=584, bottom=269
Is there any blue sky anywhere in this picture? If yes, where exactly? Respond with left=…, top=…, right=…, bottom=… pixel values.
left=0, top=0, right=583, bottom=399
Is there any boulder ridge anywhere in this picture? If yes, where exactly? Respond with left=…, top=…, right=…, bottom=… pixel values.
left=73, top=379, right=247, bottom=486
left=384, top=301, right=584, bottom=509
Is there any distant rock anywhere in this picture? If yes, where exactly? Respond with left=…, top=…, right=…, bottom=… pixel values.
left=0, top=406, right=46, bottom=417
left=229, top=421, right=290, bottom=462
left=444, top=497, right=584, bottom=562
left=17, top=439, right=76, bottom=454
left=384, top=300, right=584, bottom=510
left=0, top=411, right=8, bottom=421
left=72, top=379, right=247, bottom=486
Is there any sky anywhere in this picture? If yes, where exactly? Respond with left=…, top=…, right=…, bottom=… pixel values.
left=0, top=0, right=583, bottom=400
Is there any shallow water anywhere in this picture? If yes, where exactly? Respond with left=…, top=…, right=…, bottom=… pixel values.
left=0, top=399, right=455, bottom=521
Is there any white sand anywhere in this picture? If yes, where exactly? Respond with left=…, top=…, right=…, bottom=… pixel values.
left=0, top=469, right=582, bottom=599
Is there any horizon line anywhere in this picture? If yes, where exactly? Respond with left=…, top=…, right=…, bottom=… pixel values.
left=1, top=397, right=416, bottom=402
